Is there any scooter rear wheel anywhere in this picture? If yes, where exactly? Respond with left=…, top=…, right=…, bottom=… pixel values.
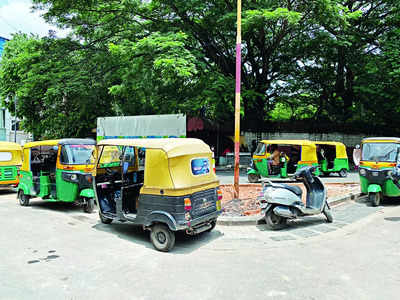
left=265, top=209, right=287, bottom=230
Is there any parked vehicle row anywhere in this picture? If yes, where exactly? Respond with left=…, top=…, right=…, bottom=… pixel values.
left=247, top=140, right=350, bottom=182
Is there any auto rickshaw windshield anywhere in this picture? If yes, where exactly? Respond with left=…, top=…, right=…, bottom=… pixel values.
left=362, top=142, right=400, bottom=162
left=60, top=144, right=95, bottom=165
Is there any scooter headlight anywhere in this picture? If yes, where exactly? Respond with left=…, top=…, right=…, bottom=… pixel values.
left=359, top=168, right=367, bottom=176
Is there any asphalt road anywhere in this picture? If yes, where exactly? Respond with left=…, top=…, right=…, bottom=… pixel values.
left=0, top=191, right=399, bottom=299
left=216, top=170, right=360, bottom=185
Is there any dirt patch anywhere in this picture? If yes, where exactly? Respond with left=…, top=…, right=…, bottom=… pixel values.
left=220, top=183, right=360, bottom=217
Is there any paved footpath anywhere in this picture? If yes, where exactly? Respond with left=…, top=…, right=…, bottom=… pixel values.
left=0, top=190, right=400, bottom=299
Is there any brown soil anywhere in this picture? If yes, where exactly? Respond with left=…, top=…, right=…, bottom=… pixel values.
left=220, top=183, right=360, bottom=217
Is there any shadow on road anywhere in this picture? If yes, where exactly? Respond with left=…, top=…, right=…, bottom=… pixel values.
left=92, top=221, right=223, bottom=254
left=356, top=195, right=400, bottom=207
left=28, top=199, right=84, bottom=213
left=256, top=215, right=327, bottom=232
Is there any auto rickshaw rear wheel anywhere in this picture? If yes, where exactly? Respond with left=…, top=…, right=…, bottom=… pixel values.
left=206, top=220, right=217, bottom=232
left=265, top=208, right=287, bottom=230
left=248, top=173, right=260, bottom=183
left=150, top=224, right=176, bottom=252
left=18, top=190, right=30, bottom=206
left=369, top=192, right=381, bottom=207
left=339, top=169, right=348, bottom=177
left=83, top=197, right=95, bottom=213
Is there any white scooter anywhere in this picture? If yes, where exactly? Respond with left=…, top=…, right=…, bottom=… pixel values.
left=259, top=166, right=333, bottom=230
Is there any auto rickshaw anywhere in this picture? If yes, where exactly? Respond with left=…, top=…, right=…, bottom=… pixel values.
left=247, top=140, right=319, bottom=182
left=0, top=141, right=23, bottom=188
left=314, top=141, right=350, bottom=177
left=17, top=139, right=96, bottom=213
left=358, top=137, right=400, bottom=206
left=94, top=138, right=222, bottom=252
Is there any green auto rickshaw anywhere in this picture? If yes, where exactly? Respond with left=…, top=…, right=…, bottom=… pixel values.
left=17, top=139, right=96, bottom=213
left=0, top=141, right=23, bottom=188
left=314, top=141, right=350, bottom=177
left=358, top=137, right=400, bottom=206
left=247, top=140, right=319, bottom=182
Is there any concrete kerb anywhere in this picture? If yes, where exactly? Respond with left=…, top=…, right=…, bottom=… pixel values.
left=217, top=191, right=363, bottom=226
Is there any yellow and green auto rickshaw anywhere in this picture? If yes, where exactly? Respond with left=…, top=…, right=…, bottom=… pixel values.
left=247, top=140, right=319, bottom=182
left=0, top=141, right=23, bottom=188
left=94, top=138, right=222, bottom=252
left=358, top=137, right=400, bottom=206
left=314, top=141, right=350, bottom=177
left=17, top=139, right=96, bottom=213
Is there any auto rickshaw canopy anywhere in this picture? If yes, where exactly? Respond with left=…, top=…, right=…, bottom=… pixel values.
left=96, top=138, right=219, bottom=194
left=361, top=137, right=400, bottom=144
left=259, top=140, right=318, bottom=162
left=314, top=141, right=348, bottom=159
left=0, top=141, right=22, bottom=166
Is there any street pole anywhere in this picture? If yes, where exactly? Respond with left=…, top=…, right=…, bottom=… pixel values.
left=234, top=0, right=241, bottom=199
left=14, top=95, right=17, bottom=143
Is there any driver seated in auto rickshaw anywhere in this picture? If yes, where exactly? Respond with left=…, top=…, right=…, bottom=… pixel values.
left=267, top=145, right=289, bottom=175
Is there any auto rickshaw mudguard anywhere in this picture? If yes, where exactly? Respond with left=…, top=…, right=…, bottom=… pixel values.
left=247, top=168, right=259, bottom=175
left=80, top=188, right=95, bottom=198
left=145, top=211, right=177, bottom=231
left=368, top=184, right=382, bottom=193
left=17, top=181, right=30, bottom=195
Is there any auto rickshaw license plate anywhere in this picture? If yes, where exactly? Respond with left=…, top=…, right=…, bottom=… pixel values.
left=372, top=172, right=379, bottom=176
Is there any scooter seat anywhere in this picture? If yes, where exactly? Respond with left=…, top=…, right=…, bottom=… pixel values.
left=280, top=184, right=303, bottom=197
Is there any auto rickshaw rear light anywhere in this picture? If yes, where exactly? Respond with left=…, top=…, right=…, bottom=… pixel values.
left=184, top=198, right=192, bottom=211
left=217, top=189, right=223, bottom=201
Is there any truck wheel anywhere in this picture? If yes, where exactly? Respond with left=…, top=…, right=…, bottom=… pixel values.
left=83, top=198, right=94, bottom=213
left=99, top=211, right=113, bottom=224
left=18, top=190, right=30, bottom=206
left=265, top=208, right=287, bottom=230
left=339, top=169, right=348, bottom=177
left=248, top=173, right=260, bottom=183
left=323, top=204, right=333, bottom=223
left=369, top=192, right=381, bottom=207
left=150, top=224, right=176, bottom=252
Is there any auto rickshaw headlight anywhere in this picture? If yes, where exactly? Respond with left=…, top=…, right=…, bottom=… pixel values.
left=71, top=174, right=78, bottom=181
left=359, top=168, right=367, bottom=176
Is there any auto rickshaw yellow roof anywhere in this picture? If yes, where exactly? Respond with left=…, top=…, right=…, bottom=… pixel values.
left=260, top=140, right=315, bottom=146
left=314, top=141, right=347, bottom=159
left=97, top=138, right=212, bottom=158
left=0, top=141, right=22, bottom=151
left=23, top=139, right=61, bottom=148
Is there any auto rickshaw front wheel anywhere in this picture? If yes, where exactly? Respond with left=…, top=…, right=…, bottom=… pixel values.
left=339, top=169, right=348, bottom=177
left=18, top=190, right=30, bottom=206
left=248, top=173, right=260, bottom=183
left=99, top=211, right=113, bottom=224
left=150, top=224, right=176, bottom=252
left=369, top=192, right=381, bottom=207
left=83, top=197, right=95, bottom=213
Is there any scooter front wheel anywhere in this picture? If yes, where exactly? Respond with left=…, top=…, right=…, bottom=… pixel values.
left=323, top=204, right=333, bottom=223
left=265, top=208, right=287, bottom=230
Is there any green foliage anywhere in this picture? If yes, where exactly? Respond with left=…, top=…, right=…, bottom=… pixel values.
left=0, top=0, right=399, bottom=137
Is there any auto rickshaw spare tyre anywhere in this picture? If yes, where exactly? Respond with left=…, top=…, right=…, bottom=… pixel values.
left=18, top=190, right=30, bottom=206
left=150, top=224, right=176, bottom=252
left=265, top=208, right=287, bottom=230
left=339, top=169, right=348, bottom=177
left=323, top=204, right=333, bottom=223
left=370, top=192, right=381, bottom=207
left=83, top=197, right=95, bottom=213
left=248, top=173, right=260, bottom=183
left=99, top=211, right=113, bottom=224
